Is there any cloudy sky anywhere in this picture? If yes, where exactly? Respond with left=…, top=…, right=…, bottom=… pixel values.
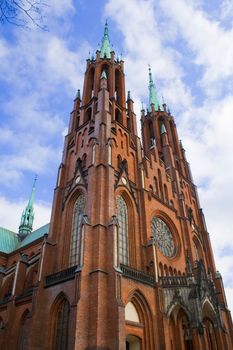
left=0, top=0, right=233, bottom=312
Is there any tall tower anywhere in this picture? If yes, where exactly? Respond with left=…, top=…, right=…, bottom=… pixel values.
left=0, top=24, right=232, bottom=350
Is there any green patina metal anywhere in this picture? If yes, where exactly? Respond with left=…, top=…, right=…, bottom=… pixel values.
left=0, top=227, right=18, bottom=253
left=18, top=176, right=37, bottom=240
left=100, top=21, right=111, bottom=59
left=148, top=65, right=160, bottom=112
left=0, top=223, right=49, bottom=254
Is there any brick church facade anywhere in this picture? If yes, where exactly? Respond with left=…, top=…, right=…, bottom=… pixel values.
left=0, top=24, right=233, bottom=349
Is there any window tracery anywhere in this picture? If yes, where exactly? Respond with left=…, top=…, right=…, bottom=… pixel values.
left=69, top=195, right=85, bottom=266
left=116, top=196, right=129, bottom=265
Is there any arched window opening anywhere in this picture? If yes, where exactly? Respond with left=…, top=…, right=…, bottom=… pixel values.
left=69, top=195, right=85, bottom=267
left=174, top=268, right=177, bottom=276
left=115, top=108, right=122, bottom=124
left=158, top=169, right=164, bottom=200
left=169, top=266, right=173, bottom=276
left=115, top=69, right=122, bottom=105
left=53, top=299, right=70, bottom=350
left=116, top=196, right=129, bottom=265
left=177, top=309, right=193, bottom=350
left=84, top=107, right=92, bottom=123
left=164, top=265, right=168, bottom=276
left=148, top=119, right=155, bottom=147
left=85, top=68, right=95, bottom=103
left=159, top=262, right=164, bottom=276
left=164, top=184, right=169, bottom=204
left=154, top=176, right=159, bottom=195
left=75, top=113, right=80, bottom=129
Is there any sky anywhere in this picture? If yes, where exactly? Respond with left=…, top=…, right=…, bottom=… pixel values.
left=0, top=0, right=233, bottom=313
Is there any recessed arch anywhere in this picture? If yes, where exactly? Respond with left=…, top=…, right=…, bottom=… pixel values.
left=50, top=293, right=71, bottom=350
left=125, top=289, right=154, bottom=349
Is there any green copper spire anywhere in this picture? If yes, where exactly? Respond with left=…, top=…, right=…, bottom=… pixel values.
left=100, top=21, right=111, bottom=59
left=148, top=65, right=160, bottom=112
left=18, top=176, right=37, bottom=241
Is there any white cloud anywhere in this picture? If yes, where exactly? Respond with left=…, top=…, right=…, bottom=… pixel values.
left=159, top=0, right=233, bottom=92
left=0, top=196, right=51, bottom=232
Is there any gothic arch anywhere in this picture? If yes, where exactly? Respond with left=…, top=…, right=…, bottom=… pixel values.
left=84, top=67, right=95, bottom=104
left=115, top=68, right=123, bottom=105
left=167, top=302, right=191, bottom=323
left=99, top=63, right=111, bottom=91
left=125, top=289, right=154, bottom=349
left=115, top=189, right=137, bottom=266
left=49, top=293, right=71, bottom=350
left=202, top=299, right=217, bottom=325
left=62, top=190, right=86, bottom=267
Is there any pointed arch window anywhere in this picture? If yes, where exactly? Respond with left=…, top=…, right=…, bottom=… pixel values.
left=69, top=195, right=85, bottom=267
left=116, top=196, right=129, bottom=265
left=53, top=299, right=70, bottom=350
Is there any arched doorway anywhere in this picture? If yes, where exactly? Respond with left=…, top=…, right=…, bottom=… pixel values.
left=203, top=318, right=218, bottom=350
left=126, top=334, right=141, bottom=350
left=168, top=306, right=193, bottom=350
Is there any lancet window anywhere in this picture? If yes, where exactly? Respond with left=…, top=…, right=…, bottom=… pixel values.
left=53, top=299, right=70, bottom=350
left=116, top=196, right=129, bottom=265
left=69, top=195, right=85, bottom=266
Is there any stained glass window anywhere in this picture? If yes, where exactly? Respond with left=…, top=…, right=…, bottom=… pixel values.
left=54, top=300, right=70, bottom=350
left=116, top=196, right=129, bottom=265
left=69, top=195, right=85, bottom=266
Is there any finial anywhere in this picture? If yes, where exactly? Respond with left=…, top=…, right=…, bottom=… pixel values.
left=127, top=91, right=132, bottom=101
left=148, top=65, right=160, bottom=112
left=75, top=89, right=81, bottom=100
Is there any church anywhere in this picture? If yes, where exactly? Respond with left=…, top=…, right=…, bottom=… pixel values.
left=0, top=23, right=232, bottom=350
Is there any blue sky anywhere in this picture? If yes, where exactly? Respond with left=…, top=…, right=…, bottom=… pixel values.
left=0, top=0, right=233, bottom=312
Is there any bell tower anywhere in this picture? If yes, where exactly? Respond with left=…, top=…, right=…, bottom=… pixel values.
left=6, top=23, right=232, bottom=350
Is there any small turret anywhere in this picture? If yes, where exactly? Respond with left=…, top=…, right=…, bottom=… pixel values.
left=18, top=176, right=37, bottom=241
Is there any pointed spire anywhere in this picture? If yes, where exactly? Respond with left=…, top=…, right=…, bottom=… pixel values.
left=148, top=65, right=160, bottom=112
left=75, top=89, right=81, bottom=100
left=18, top=176, right=37, bottom=241
left=127, top=91, right=132, bottom=101
left=100, top=21, right=111, bottom=59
